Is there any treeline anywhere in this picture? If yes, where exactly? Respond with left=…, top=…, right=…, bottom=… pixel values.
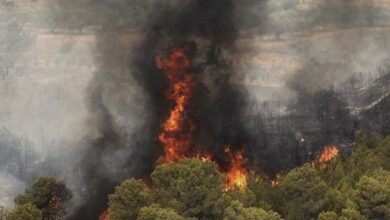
left=246, top=66, right=390, bottom=175
left=1, top=132, right=389, bottom=219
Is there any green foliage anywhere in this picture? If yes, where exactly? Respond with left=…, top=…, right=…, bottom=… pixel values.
left=361, top=132, right=383, bottom=149
left=108, top=179, right=154, bottom=220
left=151, top=159, right=227, bottom=218
left=314, top=134, right=390, bottom=220
left=6, top=204, right=42, bottom=220
left=0, top=206, right=8, bottom=220
left=137, top=204, right=188, bottom=220
left=14, top=176, right=72, bottom=220
left=108, top=163, right=283, bottom=220
left=248, top=174, right=284, bottom=211
left=375, top=136, right=390, bottom=170
left=339, top=206, right=367, bottom=220
left=322, top=133, right=389, bottom=188
left=103, top=133, right=390, bottom=220
left=279, top=164, right=331, bottom=219
left=225, top=187, right=256, bottom=208
left=355, top=169, right=390, bottom=219
left=317, top=201, right=367, bottom=220
left=318, top=211, right=339, bottom=220
left=224, top=200, right=283, bottom=220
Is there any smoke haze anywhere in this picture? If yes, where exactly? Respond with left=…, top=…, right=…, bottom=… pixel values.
left=1, top=0, right=390, bottom=219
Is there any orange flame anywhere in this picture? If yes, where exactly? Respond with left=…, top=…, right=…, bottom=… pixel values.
left=156, top=48, right=196, bottom=163
left=99, top=208, right=110, bottom=220
left=195, top=151, right=213, bottom=162
left=312, top=145, right=339, bottom=168
left=155, top=49, right=249, bottom=190
left=224, top=147, right=248, bottom=191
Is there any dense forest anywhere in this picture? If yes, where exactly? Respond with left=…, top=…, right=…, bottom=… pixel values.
left=0, top=132, right=389, bottom=220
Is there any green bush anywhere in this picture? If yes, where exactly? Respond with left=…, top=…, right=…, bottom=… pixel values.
left=108, top=179, right=154, bottom=220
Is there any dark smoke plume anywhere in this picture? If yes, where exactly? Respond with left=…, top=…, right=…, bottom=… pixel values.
left=49, top=0, right=390, bottom=218
left=64, top=1, right=250, bottom=218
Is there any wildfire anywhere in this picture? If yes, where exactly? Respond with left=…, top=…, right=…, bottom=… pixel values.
left=156, top=48, right=196, bottom=163
left=224, top=147, right=248, bottom=191
left=155, top=49, right=249, bottom=190
left=99, top=208, right=110, bottom=220
left=195, top=151, right=213, bottom=162
left=312, top=145, right=339, bottom=168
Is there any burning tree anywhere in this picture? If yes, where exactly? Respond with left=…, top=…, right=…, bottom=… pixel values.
left=14, top=177, right=72, bottom=220
left=100, top=133, right=390, bottom=220
left=224, top=147, right=248, bottom=191
left=154, top=48, right=250, bottom=191
left=312, top=145, right=340, bottom=169
left=156, top=48, right=196, bottom=163
left=57, top=1, right=252, bottom=217
left=106, top=158, right=280, bottom=220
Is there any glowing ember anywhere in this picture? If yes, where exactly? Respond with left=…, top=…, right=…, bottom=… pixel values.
left=99, top=208, right=110, bottom=220
left=224, top=147, right=248, bottom=190
left=271, top=173, right=283, bottom=187
left=156, top=48, right=196, bottom=163
left=195, top=152, right=213, bottom=162
left=312, top=145, right=339, bottom=168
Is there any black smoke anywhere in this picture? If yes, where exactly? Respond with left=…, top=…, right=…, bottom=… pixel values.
left=48, top=0, right=390, bottom=218
left=66, top=1, right=251, bottom=219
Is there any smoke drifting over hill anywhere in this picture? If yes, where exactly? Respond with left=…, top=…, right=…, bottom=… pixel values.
left=1, top=1, right=390, bottom=219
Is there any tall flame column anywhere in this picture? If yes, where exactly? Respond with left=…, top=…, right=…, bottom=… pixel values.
left=156, top=49, right=196, bottom=163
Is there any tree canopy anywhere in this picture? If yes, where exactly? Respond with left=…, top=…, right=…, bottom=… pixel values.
left=6, top=204, right=42, bottom=220
left=137, top=204, right=188, bottom=220
left=14, top=176, right=72, bottom=220
left=102, top=133, right=390, bottom=220
left=151, top=159, right=226, bottom=218
left=2, top=133, right=390, bottom=220
left=108, top=179, right=154, bottom=220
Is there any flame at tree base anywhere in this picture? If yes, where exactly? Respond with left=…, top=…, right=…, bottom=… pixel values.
left=99, top=208, right=110, bottom=220
left=224, top=147, right=248, bottom=191
left=312, top=145, right=339, bottom=168
left=155, top=48, right=249, bottom=190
